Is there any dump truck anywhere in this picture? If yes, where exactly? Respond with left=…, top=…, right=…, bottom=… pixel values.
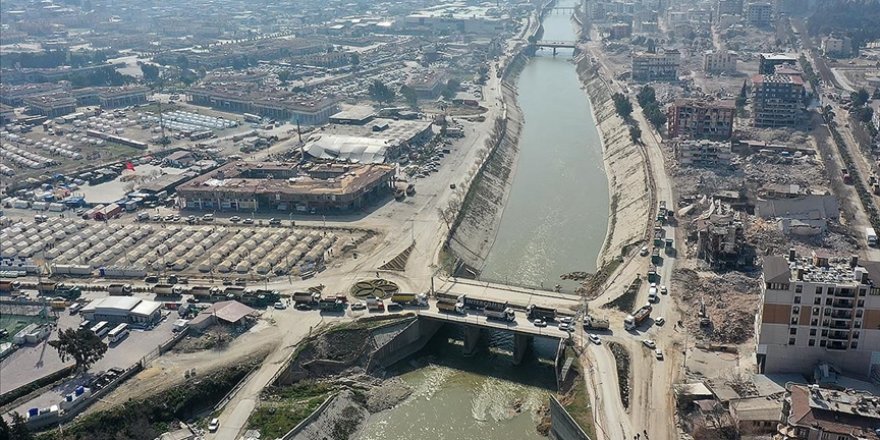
left=437, top=297, right=465, bottom=314
left=624, top=304, right=653, bottom=330
left=0, top=280, right=21, bottom=294
left=652, top=227, right=665, bottom=246
left=390, top=293, right=428, bottom=306
left=152, top=284, right=182, bottom=296
left=485, top=304, right=515, bottom=322
left=293, top=291, right=321, bottom=304
left=527, top=304, right=557, bottom=322
left=583, top=315, right=610, bottom=330
left=319, top=298, right=345, bottom=312
left=107, top=283, right=133, bottom=296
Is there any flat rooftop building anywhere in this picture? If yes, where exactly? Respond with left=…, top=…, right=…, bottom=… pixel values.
left=632, top=49, right=680, bottom=82
left=751, top=68, right=806, bottom=128
left=668, top=99, right=735, bottom=140
left=177, top=161, right=396, bottom=212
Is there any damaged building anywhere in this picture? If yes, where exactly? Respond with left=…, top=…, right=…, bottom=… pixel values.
left=695, top=213, right=754, bottom=269
left=755, top=194, right=840, bottom=236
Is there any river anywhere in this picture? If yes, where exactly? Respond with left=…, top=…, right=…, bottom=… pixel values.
left=481, top=0, right=609, bottom=291
left=358, top=4, right=604, bottom=439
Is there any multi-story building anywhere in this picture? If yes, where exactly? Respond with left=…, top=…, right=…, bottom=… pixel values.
left=746, top=2, right=773, bottom=26
left=668, top=99, right=736, bottom=140
left=188, top=84, right=339, bottom=125
left=821, top=35, right=852, bottom=57
left=756, top=251, right=880, bottom=378
left=716, top=0, right=743, bottom=17
left=406, top=70, right=449, bottom=100
left=23, top=93, right=77, bottom=118
left=631, top=49, right=680, bottom=82
left=777, top=384, right=880, bottom=440
left=759, top=53, right=798, bottom=74
left=702, top=50, right=737, bottom=73
left=674, top=139, right=732, bottom=166
left=751, top=68, right=806, bottom=128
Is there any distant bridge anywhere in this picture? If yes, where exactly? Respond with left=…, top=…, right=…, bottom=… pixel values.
left=534, top=40, right=578, bottom=55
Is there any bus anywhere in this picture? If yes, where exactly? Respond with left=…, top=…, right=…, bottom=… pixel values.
left=108, top=323, right=129, bottom=344
left=90, top=321, right=110, bottom=338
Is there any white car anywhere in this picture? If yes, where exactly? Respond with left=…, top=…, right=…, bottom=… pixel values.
left=588, top=334, right=601, bottom=345
left=208, top=418, right=220, bottom=432
left=274, top=302, right=286, bottom=310
left=559, top=316, right=574, bottom=325
left=642, top=339, right=656, bottom=349
left=351, top=302, right=367, bottom=311
left=533, top=319, right=547, bottom=328
left=655, top=317, right=666, bottom=326
left=655, top=349, right=664, bottom=360
left=559, top=322, right=573, bottom=332
left=660, top=285, right=668, bottom=295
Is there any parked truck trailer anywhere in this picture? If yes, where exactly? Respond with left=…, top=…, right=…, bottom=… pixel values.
left=526, top=304, right=556, bottom=322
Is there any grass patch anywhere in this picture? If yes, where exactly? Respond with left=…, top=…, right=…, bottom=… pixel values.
left=0, top=314, right=52, bottom=344
left=248, top=394, right=329, bottom=438
left=559, top=346, right=596, bottom=439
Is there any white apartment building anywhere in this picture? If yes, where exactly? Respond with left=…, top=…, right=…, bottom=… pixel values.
left=756, top=251, right=880, bottom=379
left=703, top=49, right=737, bottom=73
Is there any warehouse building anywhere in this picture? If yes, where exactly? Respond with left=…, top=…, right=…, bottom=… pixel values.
left=81, top=296, right=163, bottom=324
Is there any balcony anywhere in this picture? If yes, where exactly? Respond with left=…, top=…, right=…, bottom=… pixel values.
left=831, top=300, right=854, bottom=309
left=828, top=341, right=848, bottom=350
left=830, top=311, right=853, bottom=320
left=832, top=289, right=856, bottom=298
left=828, top=321, right=851, bottom=330
left=828, top=331, right=850, bottom=341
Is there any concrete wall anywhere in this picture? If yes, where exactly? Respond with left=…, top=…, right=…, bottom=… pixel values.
left=549, top=395, right=592, bottom=440
left=368, top=317, right=443, bottom=369
left=280, top=392, right=338, bottom=439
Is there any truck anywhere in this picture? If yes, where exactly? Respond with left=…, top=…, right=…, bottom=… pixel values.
left=526, top=304, right=557, bottom=322
left=437, top=297, right=465, bottom=314
left=0, top=280, right=21, bottom=294
left=484, top=304, right=516, bottom=322
left=583, top=315, right=610, bottom=330
left=293, top=291, right=320, bottom=305
left=189, top=285, right=220, bottom=299
left=461, top=295, right=508, bottom=312
left=54, top=284, right=82, bottom=300
left=624, top=304, right=653, bottom=330
left=107, top=283, right=132, bottom=296
left=152, top=284, right=182, bottom=296
left=867, top=227, right=878, bottom=247
left=652, top=227, right=665, bottom=246
left=390, top=293, right=428, bottom=307
left=37, top=281, right=58, bottom=295
left=319, top=298, right=345, bottom=312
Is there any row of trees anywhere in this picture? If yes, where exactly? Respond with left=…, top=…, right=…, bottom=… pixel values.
left=611, top=92, right=642, bottom=142
left=636, top=85, right=667, bottom=129
left=367, top=78, right=461, bottom=108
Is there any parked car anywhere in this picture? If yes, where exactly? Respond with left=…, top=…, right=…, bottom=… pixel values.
left=655, top=317, right=666, bottom=326
left=208, top=418, right=220, bottom=433
left=295, top=303, right=312, bottom=311
left=559, top=316, right=574, bottom=325
left=588, top=334, right=601, bottom=345
left=351, top=302, right=367, bottom=311
left=274, top=302, right=286, bottom=310
left=660, top=285, right=668, bottom=295
left=642, top=339, right=656, bottom=349
left=230, top=216, right=241, bottom=222
left=269, top=218, right=281, bottom=225
left=655, top=349, right=664, bottom=360
left=533, top=319, right=547, bottom=328
left=243, top=218, right=254, bottom=224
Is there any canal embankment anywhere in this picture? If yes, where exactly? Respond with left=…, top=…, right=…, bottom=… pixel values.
left=576, top=55, right=652, bottom=268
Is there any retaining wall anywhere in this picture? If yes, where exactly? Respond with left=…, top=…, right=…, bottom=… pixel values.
left=549, top=395, right=592, bottom=440
left=279, top=392, right=339, bottom=440
left=368, top=317, right=443, bottom=369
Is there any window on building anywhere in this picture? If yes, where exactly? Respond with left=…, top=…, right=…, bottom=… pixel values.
left=859, top=289, right=867, bottom=297
left=796, top=285, right=803, bottom=293
left=788, top=338, right=796, bottom=345
left=855, top=321, right=862, bottom=329
left=854, top=332, right=860, bottom=339
left=811, top=318, right=818, bottom=326
left=857, top=310, right=863, bottom=318
left=809, top=339, right=815, bottom=346
left=820, top=340, right=827, bottom=347
left=790, top=328, right=797, bottom=335
left=794, top=296, right=801, bottom=304
left=810, top=329, right=816, bottom=336
left=858, top=300, right=865, bottom=307
left=815, top=287, right=823, bottom=295
left=825, top=298, right=833, bottom=306
left=851, top=342, right=858, bottom=349
left=814, top=297, right=821, bottom=305
left=791, top=318, right=798, bottom=325
left=812, top=307, right=819, bottom=316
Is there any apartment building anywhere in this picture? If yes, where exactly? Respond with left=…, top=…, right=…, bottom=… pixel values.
left=668, top=99, right=735, bottom=140
left=778, top=385, right=880, bottom=440
left=756, top=251, right=880, bottom=378
left=675, top=139, right=732, bottom=166
left=746, top=2, right=773, bottom=27
left=759, top=53, right=798, bottom=74
left=751, top=68, right=806, bottom=128
left=702, top=50, right=737, bottom=73
left=716, top=0, right=743, bottom=17
left=631, top=49, right=680, bottom=82
left=821, top=35, right=852, bottom=57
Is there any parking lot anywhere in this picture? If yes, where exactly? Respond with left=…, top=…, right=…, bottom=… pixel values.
left=0, top=307, right=176, bottom=395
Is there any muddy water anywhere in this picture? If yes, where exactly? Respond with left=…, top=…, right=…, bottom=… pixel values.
left=357, top=329, right=558, bottom=440
left=481, top=0, right=608, bottom=291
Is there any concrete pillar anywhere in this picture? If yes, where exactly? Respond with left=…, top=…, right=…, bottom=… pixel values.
left=513, top=333, right=532, bottom=365
left=463, top=326, right=481, bottom=356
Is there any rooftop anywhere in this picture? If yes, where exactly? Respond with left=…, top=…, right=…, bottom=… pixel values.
left=82, top=296, right=141, bottom=312
left=788, top=385, right=880, bottom=438
left=763, top=253, right=880, bottom=285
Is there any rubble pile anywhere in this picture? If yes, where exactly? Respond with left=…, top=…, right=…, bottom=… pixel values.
left=673, top=268, right=761, bottom=344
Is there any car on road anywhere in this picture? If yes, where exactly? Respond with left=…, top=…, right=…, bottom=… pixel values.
left=269, top=218, right=281, bottom=225
left=559, top=316, right=574, bottom=325
left=533, top=319, right=547, bottom=328
left=295, top=303, right=312, bottom=311
left=642, top=339, right=656, bottom=349
left=351, top=302, right=367, bottom=311
left=660, top=285, right=668, bottom=295
left=243, top=218, right=254, bottom=224
left=152, top=214, right=161, bottom=221
left=202, top=214, right=214, bottom=222
left=588, top=334, right=601, bottom=345
left=640, top=246, right=649, bottom=256
left=208, top=418, right=220, bottom=433
left=230, top=216, right=241, bottom=222
left=655, top=317, right=666, bottom=326
left=559, top=322, right=573, bottom=332
left=655, top=349, right=664, bottom=360
left=274, top=302, right=286, bottom=310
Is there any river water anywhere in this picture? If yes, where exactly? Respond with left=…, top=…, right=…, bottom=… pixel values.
left=357, top=5, right=604, bottom=439
left=481, top=1, right=609, bottom=291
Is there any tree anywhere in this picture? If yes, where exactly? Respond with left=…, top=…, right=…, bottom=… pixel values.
left=400, top=85, right=418, bottom=109
left=49, top=328, right=107, bottom=372
left=0, top=416, right=10, bottom=440
left=854, top=106, right=874, bottom=123
left=350, top=53, right=360, bottom=68
left=138, top=62, right=160, bottom=83
left=851, top=88, right=870, bottom=107
left=629, top=125, right=642, bottom=143
left=368, top=80, right=395, bottom=104
left=441, top=79, right=461, bottom=100
left=636, top=85, right=656, bottom=107
left=277, top=70, right=291, bottom=85
left=175, top=54, right=190, bottom=70
left=9, top=412, right=31, bottom=440
left=611, top=93, right=633, bottom=119
left=646, top=38, right=657, bottom=53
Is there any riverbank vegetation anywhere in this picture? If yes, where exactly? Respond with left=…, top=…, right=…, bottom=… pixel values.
left=248, top=382, right=335, bottom=438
